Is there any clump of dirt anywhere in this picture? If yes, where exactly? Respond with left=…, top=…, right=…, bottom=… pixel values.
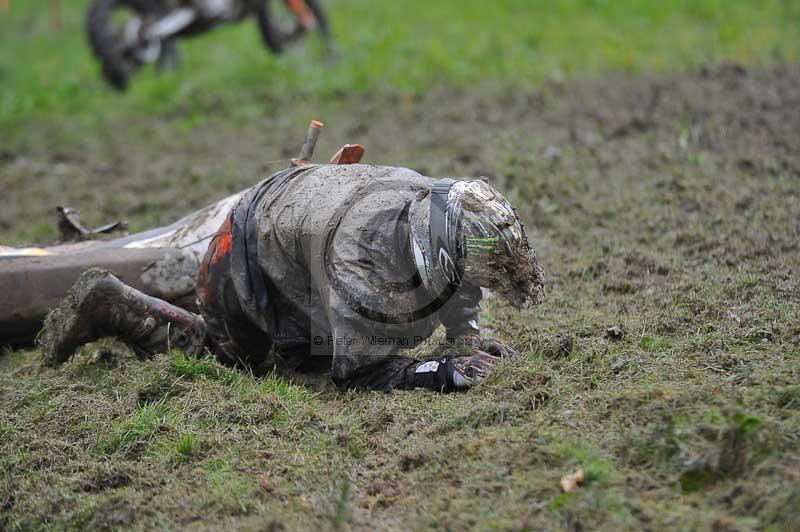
left=78, top=467, right=132, bottom=493
left=535, top=333, right=574, bottom=358
left=399, top=452, right=429, bottom=472
left=679, top=412, right=767, bottom=494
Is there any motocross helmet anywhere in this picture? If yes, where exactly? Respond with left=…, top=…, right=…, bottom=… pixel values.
left=410, top=178, right=546, bottom=309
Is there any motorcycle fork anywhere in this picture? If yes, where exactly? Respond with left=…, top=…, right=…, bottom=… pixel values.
left=143, top=7, right=197, bottom=41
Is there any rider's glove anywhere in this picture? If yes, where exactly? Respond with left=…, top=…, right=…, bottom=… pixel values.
left=410, top=351, right=501, bottom=392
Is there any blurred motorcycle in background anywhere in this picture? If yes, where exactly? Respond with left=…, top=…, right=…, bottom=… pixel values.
left=87, top=0, right=332, bottom=91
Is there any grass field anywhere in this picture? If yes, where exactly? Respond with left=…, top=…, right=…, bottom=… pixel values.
left=2, top=0, right=799, bottom=132
left=2, top=1, right=800, bottom=530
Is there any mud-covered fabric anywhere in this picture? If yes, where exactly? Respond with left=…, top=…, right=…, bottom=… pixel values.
left=229, top=164, right=316, bottom=329
left=198, top=163, right=485, bottom=389
left=197, top=211, right=273, bottom=368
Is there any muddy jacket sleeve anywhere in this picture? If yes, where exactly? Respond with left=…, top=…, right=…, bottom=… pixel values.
left=437, top=283, right=483, bottom=340
left=324, top=289, right=490, bottom=392
left=314, top=189, right=435, bottom=390
left=325, top=290, right=422, bottom=391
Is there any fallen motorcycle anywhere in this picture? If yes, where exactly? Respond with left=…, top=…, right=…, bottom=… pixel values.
left=87, top=0, right=332, bottom=90
left=0, top=121, right=362, bottom=347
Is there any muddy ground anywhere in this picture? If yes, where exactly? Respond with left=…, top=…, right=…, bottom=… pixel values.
left=1, top=65, right=799, bottom=530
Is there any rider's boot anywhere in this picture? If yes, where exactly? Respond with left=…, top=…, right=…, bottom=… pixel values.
left=39, top=268, right=206, bottom=366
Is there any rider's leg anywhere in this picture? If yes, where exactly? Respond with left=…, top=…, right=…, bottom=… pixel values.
left=253, top=1, right=284, bottom=53
left=39, top=268, right=206, bottom=366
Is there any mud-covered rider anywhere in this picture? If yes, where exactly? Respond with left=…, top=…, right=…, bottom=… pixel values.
left=40, top=164, right=545, bottom=392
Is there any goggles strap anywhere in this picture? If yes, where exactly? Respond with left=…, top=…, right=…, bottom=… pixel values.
left=429, top=179, right=462, bottom=288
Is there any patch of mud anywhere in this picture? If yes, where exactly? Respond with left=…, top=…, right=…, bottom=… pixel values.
left=78, top=467, right=132, bottom=493
left=85, top=496, right=137, bottom=529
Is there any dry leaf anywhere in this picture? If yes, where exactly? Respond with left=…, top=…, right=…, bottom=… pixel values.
left=560, top=468, right=585, bottom=493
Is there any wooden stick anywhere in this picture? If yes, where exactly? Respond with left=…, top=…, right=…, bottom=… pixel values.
left=292, top=120, right=324, bottom=166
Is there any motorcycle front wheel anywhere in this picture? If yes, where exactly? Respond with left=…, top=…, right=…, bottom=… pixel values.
left=87, top=0, right=160, bottom=91
left=255, top=0, right=332, bottom=55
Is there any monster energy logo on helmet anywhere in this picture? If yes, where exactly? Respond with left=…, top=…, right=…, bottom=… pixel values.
left=466, top=235, right=501, bottom=253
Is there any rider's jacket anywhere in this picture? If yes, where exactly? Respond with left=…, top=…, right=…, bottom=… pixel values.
left=197, top=164, right=483, bottom=389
